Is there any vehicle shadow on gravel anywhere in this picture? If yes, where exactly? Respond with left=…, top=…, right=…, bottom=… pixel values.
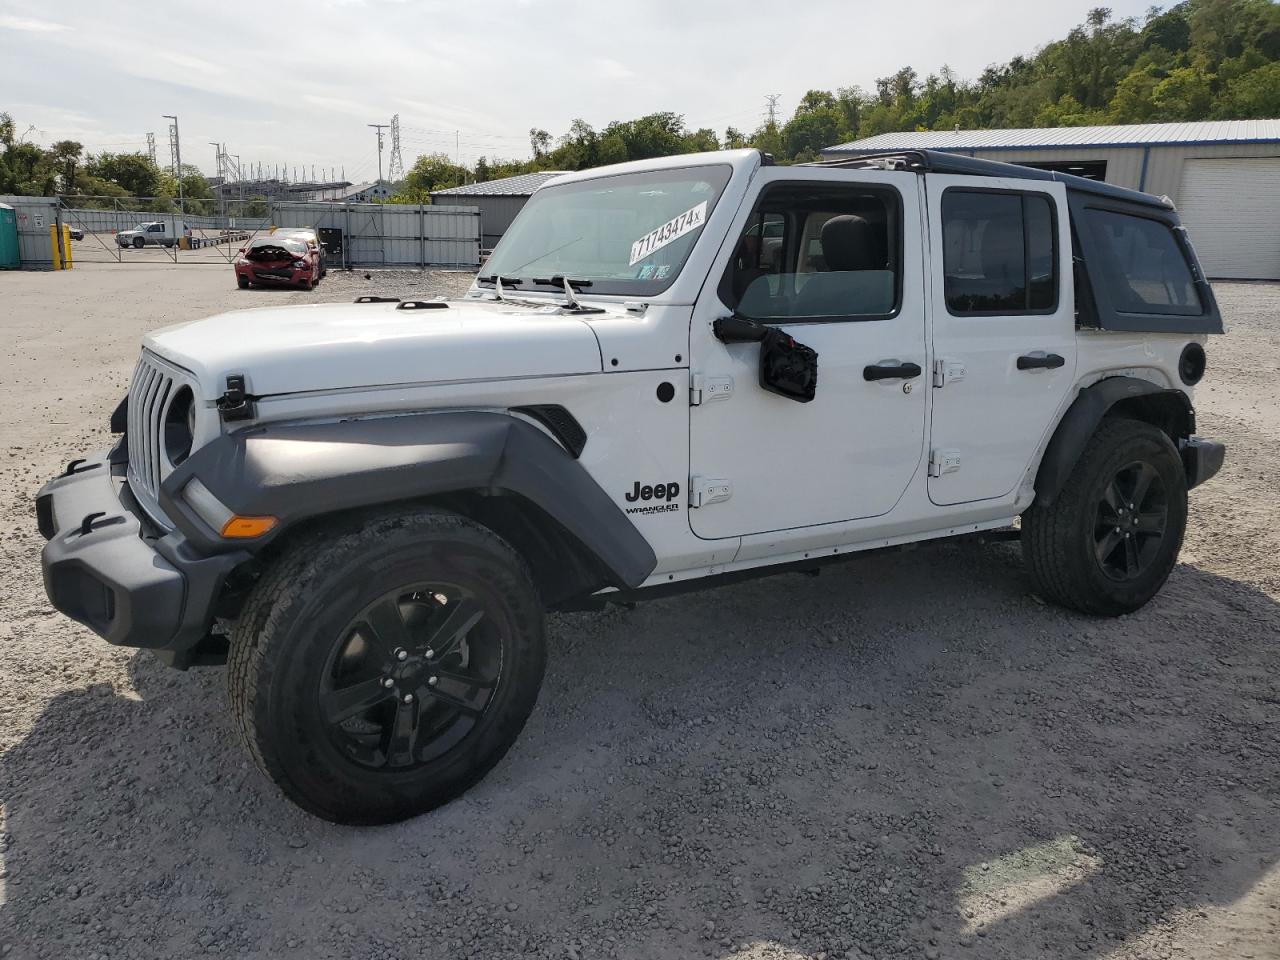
left=2, top=540, right=1278, bottom=959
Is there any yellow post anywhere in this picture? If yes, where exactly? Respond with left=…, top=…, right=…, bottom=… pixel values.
left=50, top=225, right=62, bottom=270
left=61, top=224, right=73, bottom=268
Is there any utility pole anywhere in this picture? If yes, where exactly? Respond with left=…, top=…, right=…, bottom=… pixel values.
left=146, top=132, right=157, bottom=165
left=163, top=114, right=183, bottom=213
left=388, top=114, right=404, bottom=182
left=231, top=154, right=243, bottom=202
left=765, top=94, right=781, bottom=127
left=368, top=123, right=388, bottom=186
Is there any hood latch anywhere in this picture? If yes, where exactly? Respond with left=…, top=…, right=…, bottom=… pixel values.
left=217, top=374, right=256, bottom=422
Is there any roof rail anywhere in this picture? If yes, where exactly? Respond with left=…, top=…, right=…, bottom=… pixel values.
left=800, top=148, right=1172, bottom=209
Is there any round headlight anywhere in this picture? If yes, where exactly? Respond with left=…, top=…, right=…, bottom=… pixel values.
left=163, top=386, right=195, bottom=466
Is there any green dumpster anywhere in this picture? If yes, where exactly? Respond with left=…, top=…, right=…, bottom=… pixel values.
left=0, top=204, right=18, bottom=269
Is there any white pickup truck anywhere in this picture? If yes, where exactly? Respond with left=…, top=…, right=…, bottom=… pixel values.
left=116, top=220, right=190, bottom=249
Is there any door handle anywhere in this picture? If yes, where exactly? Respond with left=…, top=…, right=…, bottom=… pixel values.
left=1016, top=353, right=1066, bottom=371
left=863, top=361, right=922, bottom=381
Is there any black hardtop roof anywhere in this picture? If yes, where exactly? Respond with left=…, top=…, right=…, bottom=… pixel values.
left=802, top=148, right=1173, bottom=210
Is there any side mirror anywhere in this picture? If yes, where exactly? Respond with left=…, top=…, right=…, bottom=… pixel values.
left=712, top=316, right=818, bottom=403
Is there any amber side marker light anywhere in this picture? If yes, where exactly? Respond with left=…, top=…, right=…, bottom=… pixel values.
left=220, top=516, right=278, bottom=538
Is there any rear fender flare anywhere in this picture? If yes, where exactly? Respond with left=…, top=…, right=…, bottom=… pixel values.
left=160, top=411, right=657, bottom=592
left=1033, top=376, right=1194, bottom=507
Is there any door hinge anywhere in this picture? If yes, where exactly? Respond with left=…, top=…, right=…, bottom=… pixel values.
left=690, top=374, right=733, bottom=406
left=933, top=358, right=967, bottom=388
left=928, top=448, right=962, bottom=478
left=689, top=477, right=733, bottom=508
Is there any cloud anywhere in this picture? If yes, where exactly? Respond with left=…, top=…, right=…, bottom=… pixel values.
left=159, top=51, right=223, bottom=74
left=0, top=14, right=69, bottom=31
left=590, top=58, right=636, bottom=82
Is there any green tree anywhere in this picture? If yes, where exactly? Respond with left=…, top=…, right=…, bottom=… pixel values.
left=85, top=152, right=164, bottom=198
left=395, top=152, right=469, bottom=200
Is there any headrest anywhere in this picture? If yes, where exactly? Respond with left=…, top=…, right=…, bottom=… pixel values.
left=820, top=215, right=879, bottom=272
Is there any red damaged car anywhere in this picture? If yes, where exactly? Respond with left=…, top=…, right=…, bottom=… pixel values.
left=235, top=236, right=320, bottom=290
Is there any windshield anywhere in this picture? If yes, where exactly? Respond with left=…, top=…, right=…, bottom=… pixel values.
left=480, top=164, right=733, bottom=296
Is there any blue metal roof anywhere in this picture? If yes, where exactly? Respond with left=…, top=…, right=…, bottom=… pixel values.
left=826, top=119, right=1280, bottom=153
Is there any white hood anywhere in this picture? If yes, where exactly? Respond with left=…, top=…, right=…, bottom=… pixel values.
left=144, top=298, right=606, bottom=398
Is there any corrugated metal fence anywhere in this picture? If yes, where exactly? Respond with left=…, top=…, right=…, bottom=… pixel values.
left=271, top=201, right=481, bottom=268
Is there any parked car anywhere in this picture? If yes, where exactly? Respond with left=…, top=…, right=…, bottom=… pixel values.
left=68, top=228, right=84, bottom=241
left=116, top=221, right=189, bottom=249
left=234, top=236, right=319, bottom=290
left=272, top=227, right=327, bottom=278
left=36, top=148, right=1225, bottom=824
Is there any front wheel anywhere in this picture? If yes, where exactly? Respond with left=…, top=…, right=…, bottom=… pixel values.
left=131, top=236, right=144, bottom=249
left=1023, top=418, right=1187, bottom=616
left=227, top=509, right=546, bottom=824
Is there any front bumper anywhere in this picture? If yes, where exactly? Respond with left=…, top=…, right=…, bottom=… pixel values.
left=36, top=444, right=248, bottom=667
left=1181, top=436, right=1225, bottom=490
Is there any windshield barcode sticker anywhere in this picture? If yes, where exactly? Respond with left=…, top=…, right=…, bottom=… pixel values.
left=629, top=201, right=708, bottom=266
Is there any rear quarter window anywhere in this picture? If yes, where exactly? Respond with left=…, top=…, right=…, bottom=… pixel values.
left=1084, top=208, right=1201, bottom=316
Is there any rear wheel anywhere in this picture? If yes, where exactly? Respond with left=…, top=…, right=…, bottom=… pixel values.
left=227, top=509, right=546, bottom=824
left=1023, top=418, right=1187, bottom=616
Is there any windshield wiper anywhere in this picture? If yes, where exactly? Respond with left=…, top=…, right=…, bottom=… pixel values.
left=530, top=276, right=593, bottom=289
left=476, top=274, right=522, bottom=286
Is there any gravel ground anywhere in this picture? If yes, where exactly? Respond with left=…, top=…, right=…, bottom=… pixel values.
left=1, top=264, right=1277, bottom=960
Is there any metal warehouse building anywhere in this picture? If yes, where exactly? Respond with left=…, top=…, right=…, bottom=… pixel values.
left=823, top=119, right=1280, bottom=280
left=431, top=171, right=567, bottom=251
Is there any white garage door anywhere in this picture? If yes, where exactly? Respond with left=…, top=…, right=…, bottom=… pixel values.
left=1175, top=158, right=1280, bottom=280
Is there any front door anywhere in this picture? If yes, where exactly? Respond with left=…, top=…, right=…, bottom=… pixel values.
left=923, top=175, right=1077, bottom=506
left=688, top=168, right=928, bottom=541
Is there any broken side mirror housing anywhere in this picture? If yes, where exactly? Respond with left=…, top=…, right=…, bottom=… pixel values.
left=712, top=316, right=818, bottom=403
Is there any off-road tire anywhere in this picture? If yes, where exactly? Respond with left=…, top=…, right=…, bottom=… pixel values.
left=227, top=508, right=545, bottom=824
left=1023, top=417, right=1187, bottom=616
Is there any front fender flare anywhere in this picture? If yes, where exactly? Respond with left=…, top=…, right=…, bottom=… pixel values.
left=1034, top=376, right=1194, bottom=507
left=160, top=411, right=657, bottom=590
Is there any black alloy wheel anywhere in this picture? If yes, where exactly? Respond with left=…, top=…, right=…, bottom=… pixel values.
left=320, top=584, right=502, bottom=770
left=1093, top=460, right=1169, bottom=581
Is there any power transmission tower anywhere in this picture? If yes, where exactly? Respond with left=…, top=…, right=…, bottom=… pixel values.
left=388, top=114, right=405, bottom=181
left=765, top=94, right=782, bottom=127
left=163, top=114, right=183, bottom=212
left=146, top=132, right=157, bottom=165
left=368, top=123, right=389, bottom=185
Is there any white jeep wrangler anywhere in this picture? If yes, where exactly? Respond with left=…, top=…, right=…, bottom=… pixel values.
left=37, top=149, right=1224, bottom=824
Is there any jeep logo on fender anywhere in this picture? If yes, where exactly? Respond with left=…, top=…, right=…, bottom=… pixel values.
left=626, top=481, right=680, bottom=503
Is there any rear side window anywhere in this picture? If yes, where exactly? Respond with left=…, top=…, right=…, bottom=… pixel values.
left=942, top=190, right=1058, bottom=314
left=1084, top=209, right=1201, bottom=315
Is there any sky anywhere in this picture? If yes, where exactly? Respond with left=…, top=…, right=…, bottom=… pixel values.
left=1, top=0, right=1157, bottom=184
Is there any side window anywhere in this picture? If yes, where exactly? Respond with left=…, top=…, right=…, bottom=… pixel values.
left=724, top=183, right=901, bottom=322
left=148, top=223, right=164, bottom=233
left=1084, top=208, right=1201, bottom=315
left=942, top=190, right=1059, bottom=314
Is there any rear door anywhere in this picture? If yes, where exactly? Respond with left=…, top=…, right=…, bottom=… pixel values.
left=924, top=176, right=1076, bottom=506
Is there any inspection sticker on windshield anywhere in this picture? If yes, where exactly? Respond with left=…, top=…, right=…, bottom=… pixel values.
left=629, top=201, right=708, bottom=266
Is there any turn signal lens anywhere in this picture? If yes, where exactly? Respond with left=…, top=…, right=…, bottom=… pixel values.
left=220, top=515, right=278, bottom=539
